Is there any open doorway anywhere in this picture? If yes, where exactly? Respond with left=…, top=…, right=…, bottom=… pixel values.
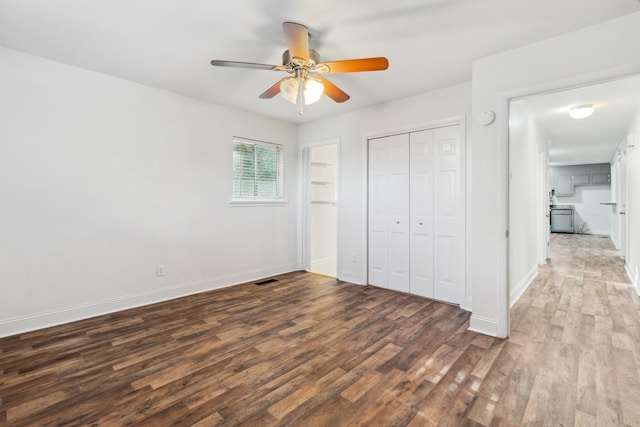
left=305, top=143, right=338, bottom=277
left=508, top=74, right=640, bottom=308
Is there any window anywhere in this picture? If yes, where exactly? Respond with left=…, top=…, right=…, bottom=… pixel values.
left=232, top=137, right=284, bottom=202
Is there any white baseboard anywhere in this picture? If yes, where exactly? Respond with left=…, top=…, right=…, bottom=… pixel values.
left=310, top=256, right=337, bottom=277
left=626, top=264, right=640, bottom=296
left=338, top=270, right=364, bottom=285
left=510, top=265, right=538, bottom=308
left=611, top=234, right=620, bottom=250
left=0, top=263, right=298, bottom=338
left=469, top=314, right=499, bottom=337
left=583, top=230, right=610, bottom=236
left=460, top=296, right=473, bottom=312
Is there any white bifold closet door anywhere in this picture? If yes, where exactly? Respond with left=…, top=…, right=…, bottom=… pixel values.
left=368, top=133, right=410, bottom=293
left=368, top=125, right=462, bottom=305
left=409, top=130, right=435, bottom=298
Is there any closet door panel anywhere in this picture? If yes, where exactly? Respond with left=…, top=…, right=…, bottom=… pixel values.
left=368, top=139, right=389, bottom=287
left=409, top=130, right=434, bottom=298
left=387, top=134, right=410, bottom=293
left=433, top=125, right=462, bottom=304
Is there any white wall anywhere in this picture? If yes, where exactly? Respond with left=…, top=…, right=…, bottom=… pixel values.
left=297, top=82, right=472, bottom=307
left=0, top=47, right=298, bottom=337
left=471, top=11, right=640, bottom=337
left=508, top=100, right=546, bottom=306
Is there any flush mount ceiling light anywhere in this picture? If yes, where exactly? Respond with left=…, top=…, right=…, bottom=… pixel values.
left=569, top=104, right=594, bottom=119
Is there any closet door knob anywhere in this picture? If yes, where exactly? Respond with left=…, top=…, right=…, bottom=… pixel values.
left=419, top=222, right=423, bottom=225
left=396, top=221, right=400, bottom=224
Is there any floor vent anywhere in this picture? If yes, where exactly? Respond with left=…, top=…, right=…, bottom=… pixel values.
left=255, top=278, right=278, bottom=286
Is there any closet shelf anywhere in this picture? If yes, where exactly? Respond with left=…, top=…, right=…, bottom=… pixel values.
left=311, top=200, right=336, bottom=205
left=311, top=162, right=333, bottom=167
left=311, top=181, right=332, bottom=185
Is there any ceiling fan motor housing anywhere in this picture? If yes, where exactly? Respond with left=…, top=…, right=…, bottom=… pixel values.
left=283, top=49, right=320, bottom=68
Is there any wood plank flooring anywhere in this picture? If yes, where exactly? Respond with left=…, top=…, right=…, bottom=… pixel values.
left=1, top=233, right=638, bottom=426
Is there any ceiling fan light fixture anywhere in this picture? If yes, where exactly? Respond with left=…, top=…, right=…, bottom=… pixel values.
left=569, top=104, right=593, bottom=119
left=211, top=22, right=387, bottom=114
left=304, top=77, right=324, bottom=105
left=279, top=77, right=298, bottom=104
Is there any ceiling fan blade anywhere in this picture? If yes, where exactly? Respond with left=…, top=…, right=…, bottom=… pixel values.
left=315, top=57, right=389, bottom=74
left=259, top=79, right=287, bottom=99
left=316, top=76, right=350, bottom=103
left=210, top=60, right=282, bottom=71
left=282, top=22, right=310, bottom=61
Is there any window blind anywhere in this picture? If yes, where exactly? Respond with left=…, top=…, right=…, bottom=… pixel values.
left=233, top=138, right=283, bottom=200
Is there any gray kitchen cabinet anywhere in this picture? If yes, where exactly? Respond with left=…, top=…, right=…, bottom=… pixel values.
left=550, top=163, right=611, bottom=197
left=554, top=175, right=574, bottom=196
left=551, top=208, right=574, bottom=233
left=572, top=174, right=590, bottom=185
left=590, top=173, right=610, bottom=184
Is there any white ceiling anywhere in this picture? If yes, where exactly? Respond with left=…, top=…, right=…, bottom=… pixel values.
left=522, top=75, right=640, bottom=166
left=1, top=0, right=639, bottom=124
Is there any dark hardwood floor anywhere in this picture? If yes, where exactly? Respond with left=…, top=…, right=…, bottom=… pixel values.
left=1, top=234, right=638, bottom=426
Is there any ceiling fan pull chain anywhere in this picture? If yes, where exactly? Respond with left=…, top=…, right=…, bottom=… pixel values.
left=298, top=75, right=304, bottom=115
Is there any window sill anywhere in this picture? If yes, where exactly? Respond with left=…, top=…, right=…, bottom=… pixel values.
left=229, top=199, right=288, bottom=207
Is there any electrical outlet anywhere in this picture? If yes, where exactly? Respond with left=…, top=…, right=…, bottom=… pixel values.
left=351, top=253, right=357, bottom=263
left=156, top=264, right=165, bottom=276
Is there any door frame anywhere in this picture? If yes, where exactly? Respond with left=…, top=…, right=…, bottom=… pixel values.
left=299, top=138, right=340, bottom=276
left=363, top=115, right=467, bottom=307
left=501, top=71, right=640, bottom=337
left=619, top=143, right=628, bottom=260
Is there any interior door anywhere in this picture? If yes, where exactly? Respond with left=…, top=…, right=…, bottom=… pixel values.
left=368, top=134, right=410, bottom=292
left=368, top=138, right=389, bottom=287
left=433, top=125, right=462, bottom=304
left=386, top=134, right=410, bottom=292
left=409, top=130, right=434, bottom=298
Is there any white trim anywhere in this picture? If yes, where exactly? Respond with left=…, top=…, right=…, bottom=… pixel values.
left=465, top=112, right=474, bottom=319
left=298, top=138, right=341, bottom=277
left=362, top=116, right=467, bottom=293
left=310, top=256, right=337, bottom=277
left=460, top=297, right=473, bottom=312
left=229, top=199, right=288, bottom=206
left=497, top=94, right=511, bottom=338
left=232, top=136, right=282, bottom=148
left=363, top=115, right=467, bottom=141
left=469, top=314, right=499, bottom=337
left=0, top=263, right=298, bottom=338
left=500, top=66, right=640, bottom=339
left=627, top=264, right=640, bottom=296
left=229, top=198, right=288, bottom=207
left=510, top=265, right=538, bottom=308
left=338, top=271, right=364, bottom=285
left=580, top=230, right=611, bottom=236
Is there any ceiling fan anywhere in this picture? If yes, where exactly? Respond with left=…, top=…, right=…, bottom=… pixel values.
left=211, top=22, right=389, bottom=114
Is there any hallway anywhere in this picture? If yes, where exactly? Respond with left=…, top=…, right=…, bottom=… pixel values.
left=507, top=233, right=640, bottom=426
